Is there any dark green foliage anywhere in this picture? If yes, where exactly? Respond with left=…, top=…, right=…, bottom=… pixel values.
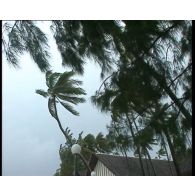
left=107, top=122, right=133, bottom=156
left=3, top=21, right=50, bottom=72
left=90, top=21, right=192, bottom=173
left=50, top=21, right=117, bottom=77
left=55, top=131, right=112, bottom=176
left=3, top=21, right=192, bottom=121
left=57, top=145, right=76, bottom=176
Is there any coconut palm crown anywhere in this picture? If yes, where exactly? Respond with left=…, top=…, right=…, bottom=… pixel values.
left=36, top=70, right=86, bottom=143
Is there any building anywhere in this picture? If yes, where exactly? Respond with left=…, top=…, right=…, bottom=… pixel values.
left=87, top=153, right=192, bottom=176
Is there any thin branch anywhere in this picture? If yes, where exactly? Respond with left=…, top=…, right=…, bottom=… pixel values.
left=128, top=97, right=185, bottom=126
left=168, top=64, right=192, bottom=88
left=141, top=23, right=179, bottom=58
left=174, top=98, right=188, bottom=120
left=97, top=73, right=113, bottom=94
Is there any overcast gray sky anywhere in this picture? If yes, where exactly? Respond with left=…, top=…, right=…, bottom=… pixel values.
left=2, top=22, right=111, bottom=176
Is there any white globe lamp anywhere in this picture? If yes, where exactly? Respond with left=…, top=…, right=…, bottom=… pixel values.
left=71, top=144, right=81, bottom=155
left=91, top=171, right=96, bottom=176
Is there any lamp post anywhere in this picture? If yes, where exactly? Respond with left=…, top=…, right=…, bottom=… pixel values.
left=71, top=144, right=93, bottom=176
left=71, top=144, right=81, bottom=176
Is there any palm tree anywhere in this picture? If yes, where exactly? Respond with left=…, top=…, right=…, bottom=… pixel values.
left=36, top=70, right=86, bottom=143
left=158, top=135, right=175, bottom=175
left=132, top=120, right=157, bottom=176
left=146, top=104, right=184, bottom=176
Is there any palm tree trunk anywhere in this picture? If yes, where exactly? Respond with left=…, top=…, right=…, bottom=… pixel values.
left=161, top=134, right=174, bottom=176
left=113, top=121, right=131, bottom=175
left=163, top=129, right=181, bottom=176
left=122, top=147, right=131, bottom=175
left=144, top=154, right=150, bottom=176
left=145, top=149, right=157, bottom=176
left=53, top=99, right=92, bottom=174
left=125, top=112, right=146, bottom=176
left=53, top=96, right=72, bottom=144
left=131, top=114, right=157, bottom=176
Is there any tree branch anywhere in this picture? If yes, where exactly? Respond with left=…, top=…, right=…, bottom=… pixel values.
left=168, top=64, right=192, bottom=88
left=97, top=73, right=114, bottom=93
left=141, top=23, right=179, bottom=58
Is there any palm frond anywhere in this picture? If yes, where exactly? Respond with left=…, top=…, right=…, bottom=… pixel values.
left=48, top=97, right=57, bottom=118
left=49, top=72, right=61, bottom=88
left=35, top=89, right=48, bottom=98
left=53, top=86, right=86, bottom=96
left=55, top=71, right=75, bottom=87
left=59, top=101, right=79, bottom=116
left=57, top=94, right=86, bottom=104
left=46, top=70, right=53, bottom=87
left=66, top=79, right=83, bottom=86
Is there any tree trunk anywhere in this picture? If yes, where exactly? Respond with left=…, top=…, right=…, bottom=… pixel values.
left=122, top=147, right=131, bottom=175
left=151, top=67, right=192, bottom=123
left=130, top=49, right=192, bottom=124
left=163, top=129, right=181, bottom=176
left=116, top=21, right=191, bottom=124
left=125, top=112, right=146, bottom=176
left=53, top=96, right=72, bottom=144
left=161, top=134, right=174, bottom=176
left=145, top=149, right=157, bottom=176
left=131, top=114, right=157, bottom=176
left=144, top=154, right=150, bottom=176
left=113, top=121, right=131, bottom=175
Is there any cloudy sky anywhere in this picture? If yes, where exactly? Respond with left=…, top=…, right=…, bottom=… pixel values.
left=2, top=22, right=111, bottom=176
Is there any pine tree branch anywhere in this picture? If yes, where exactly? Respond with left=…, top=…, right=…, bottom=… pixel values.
left=5, top=21, right=19, bottom=64
left=141, top=23, right=179, bottom=58
left=174, top=97, right=189, bottom=120
left=7, top=21, right=18, bottom=49
left=168, top=64, right=192, bottom=88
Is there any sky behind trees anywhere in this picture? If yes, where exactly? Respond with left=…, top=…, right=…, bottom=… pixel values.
left=2, top=22, right=111, bottom=176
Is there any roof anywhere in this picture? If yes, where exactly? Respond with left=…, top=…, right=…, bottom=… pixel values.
left=88, top=153, right=180, bottom=176
left=179, top=156, right=192, bottom=176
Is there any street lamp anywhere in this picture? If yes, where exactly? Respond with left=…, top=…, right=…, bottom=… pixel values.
left=71, top=144, right=81, bottom=154
left=91, top=171, right=96, bottom=176
left=71, top=144, right=93, bottom=176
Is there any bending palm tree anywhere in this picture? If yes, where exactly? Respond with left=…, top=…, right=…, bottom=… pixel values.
left=36, top=70, right=86, bottom=144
